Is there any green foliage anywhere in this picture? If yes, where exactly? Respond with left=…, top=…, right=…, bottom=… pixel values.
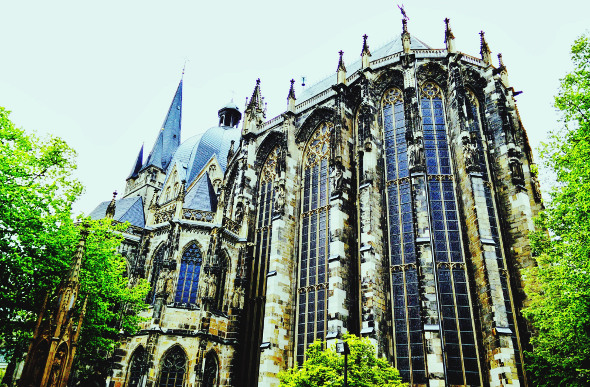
left=278, top=334, right=406, bottom=387
left=523, top=33, right=590, bottom=386
left=0, top=107, right=149, bottom=380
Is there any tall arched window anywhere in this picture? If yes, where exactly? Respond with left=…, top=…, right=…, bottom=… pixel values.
left=127, top=346, right=147, bottom=387
left=381, top=88, right=423, bottom=383
left=149, top=245, right=166, bottom=304
left=157, top=346, right=186, bottom=387
left=420, top=82, right=479, bottom=385
left=202, top=351, right=219, bottom=387
left=296, top=122, right=331, bottom=364
left=175, top=242, right=203, bottom=304
left=466, top=89, right=523, bottom=382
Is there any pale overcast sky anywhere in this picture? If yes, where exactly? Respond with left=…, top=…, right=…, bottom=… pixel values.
left=0, top=0, right=588, bottom=215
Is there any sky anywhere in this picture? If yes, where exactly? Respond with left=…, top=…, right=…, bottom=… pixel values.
left=0, top=0, right=588, bottom=215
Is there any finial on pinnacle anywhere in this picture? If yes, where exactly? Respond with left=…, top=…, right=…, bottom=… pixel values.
left=256, top=78, right=261, bottom=85
left=337, top=51, right=347, bottom=84
left=288, top=79, right=296, bottom=100
left=479, top=31, right=492, bottom=66
left=498, top=53, right=504, bottom=67
left=112, top=191, right=117, bottom=199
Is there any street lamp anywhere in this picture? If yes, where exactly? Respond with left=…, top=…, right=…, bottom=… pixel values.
left=336, top=341, right=350, bottom=387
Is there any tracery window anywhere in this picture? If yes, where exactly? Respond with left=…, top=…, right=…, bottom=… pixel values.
left=127, top=346, right=147, bottom=387
left=381, top=88, right=424, bottom=383
left=157, top=346, right=186, bottom=387
left=296, top=122, right=331, bottom=365
left=148, top=245, right=165, bottom=304
left=175, top=242, right=203, bottom=305
left=466, top=89, right=524, bottom=382
left=420, top=82, right=479, bottom=385
left=202, top=351, right=219, bottom=387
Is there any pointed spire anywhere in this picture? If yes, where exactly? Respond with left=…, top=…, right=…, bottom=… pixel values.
left=243, top=79, right=266, bottom=134
left=106, top=191, right=117, bottom=218
left=246, top=78, right=263, bottom=112
left=67, top=222, right=89, bottom=287
left=497, top=53, right=510, bottom=87
left=361, top=34, right=371, bottom=69
left=479, top=31, right=492, bottom=66
left=444, top=18, right=456, bottom=53
left=287, top=79, right=296, bottom=112
left=337, top=50, right=347, bottom=84
left=402, top=19, right=411, bottom=54
left=143, top=77, right=183, bottom=171
left=127, top=144, right=144, bottom=179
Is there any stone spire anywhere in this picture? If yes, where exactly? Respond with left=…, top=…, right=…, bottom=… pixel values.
left=337, top=50, right=347, bottom=85
left=402, top=18, right=411, bottom=54
left=444, top=18, right=456, bottom=53
left=243, top=79, right=266, bottom=134
left=497, top=53, right=510, bottom=87
left=287, top=79, right=296, bottom=112
left=127, top=144, right=144, bottom=180
left=105, top=191, right=117, bottom=218
left=361, top=34, right=371, bottom=69
left=143, top=77, right=183, bottom=171
left=480, top=31, right=493, bottom=66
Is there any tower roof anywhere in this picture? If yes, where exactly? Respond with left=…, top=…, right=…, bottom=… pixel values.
left=127, top=144, right=144, bottom=179
left=142, top=78, right=183, bottom=171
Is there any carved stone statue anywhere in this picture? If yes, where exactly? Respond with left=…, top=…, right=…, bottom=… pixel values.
left=330, top=165, right=343, bottom=194
left=408, top=138, right=424, bottom=171
left=232, top=286, right=241, bottom=309
left=207, top=275, right=216, bottom=299
left=509, top=158, right=524, bottom=182
left=238, top=287, right=245, bottom=309
left=164, top=269, right=175, bottom=299
left=156, top=268, right=169, bottom=296
left=273, top=181, right=286, bottom=214
left=235, top=202, right=244, bottom=224
left=462, top=136, right=478, bottom=171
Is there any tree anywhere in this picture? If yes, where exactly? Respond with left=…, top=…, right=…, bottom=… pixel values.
left=523, top=33, right=590, bottom=386
left=278, top=334, right=406, bottom=387
left=0, top=107, right=149, bottom=383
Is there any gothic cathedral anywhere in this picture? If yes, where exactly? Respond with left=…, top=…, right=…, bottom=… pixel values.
left=92, top=19, right=541, bottom=387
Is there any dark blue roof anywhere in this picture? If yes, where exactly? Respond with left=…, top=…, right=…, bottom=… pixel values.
left=89, top=196, right=145, bottom=228
left=143, top=79, right=183, bottom=171
left=184, top=125, right=240, bottom=185
left=184, top=172, right=218, bottom=211
left=298, top=35, right=431, bottom=103
left=127, top=144, right=144, bottom=179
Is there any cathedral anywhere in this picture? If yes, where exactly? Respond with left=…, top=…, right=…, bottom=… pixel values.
left=90, top=17, right=541, bottom=387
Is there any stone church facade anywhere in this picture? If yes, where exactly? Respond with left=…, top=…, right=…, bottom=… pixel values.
left=91, top=18, right=541, bottom=387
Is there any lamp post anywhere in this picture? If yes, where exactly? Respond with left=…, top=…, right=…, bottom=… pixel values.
left=336, top=341, right=350, bottom=387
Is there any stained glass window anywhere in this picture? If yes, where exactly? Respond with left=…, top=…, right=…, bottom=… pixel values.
left=420, top=82, right=480, bottom=385
left=157, top=346, right=186, bottom=387
left=174, top=242, right=203, bottom=304
left=128, top=346, right=147, bottom=387
left=382, top=88, right=424, bottom=383
left=297, top=122, right=331, bottom=365
left=148, top=245, right=165, bottom=304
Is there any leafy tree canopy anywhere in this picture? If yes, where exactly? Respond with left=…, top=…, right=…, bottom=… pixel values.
left=0, top=107, right=149, bottom=382
left=524, top=33, right=590, bottom=386
left=278, top=334, right=406, bottom=387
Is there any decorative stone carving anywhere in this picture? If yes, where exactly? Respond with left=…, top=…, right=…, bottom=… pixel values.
left=408, top=136, right=425, bottom=172
left=273, top=180, right=286, bottom=215
left=234, top=202, right=244, bottom=224
left=330, top=165, right=343, bottom=194
left=462, top=135, right=479, bottom=172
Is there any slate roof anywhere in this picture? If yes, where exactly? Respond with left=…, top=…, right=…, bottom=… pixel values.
left=184, top=172, right=218, bottom=211
left=89, top=196, right=145, bottom=228
left=298, top=35, right=431, bottom=103
left=142, top=79, right=183, bottom=171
